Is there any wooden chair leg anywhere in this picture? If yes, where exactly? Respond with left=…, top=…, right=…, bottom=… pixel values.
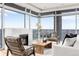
left=33, top=47, right=35, bottom=56
left=7, top=49, right=9, bottom=56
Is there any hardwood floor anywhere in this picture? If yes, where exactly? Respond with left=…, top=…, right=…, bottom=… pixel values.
left=0, top=49, right=12, bottom=56
left=0, top=50, right=7, bottom=56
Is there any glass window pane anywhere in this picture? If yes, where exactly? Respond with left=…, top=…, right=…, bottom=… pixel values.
left=41, top=17, right=54, bottom=29
left=62, top=15, right=76, bottom=41
left=40, top=17, right=54, bottom=39
left=4, top=9, right=24, bottom=28
left=26, top=14, right=29, bottom=29
left=30, top=16, right=38, bottom=40
left=62, top=15, right=75, bottom=29
left=30, top=16, right=38, bottom=29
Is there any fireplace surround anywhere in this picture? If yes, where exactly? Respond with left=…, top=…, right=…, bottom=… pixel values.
left=19, top=34, right=28, bottom=45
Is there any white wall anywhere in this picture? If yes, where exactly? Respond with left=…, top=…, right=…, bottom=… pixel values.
left=4, top=28, right=33, bottom=45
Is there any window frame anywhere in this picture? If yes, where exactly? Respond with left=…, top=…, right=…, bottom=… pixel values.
left=4, top=8, right=25, bottom=28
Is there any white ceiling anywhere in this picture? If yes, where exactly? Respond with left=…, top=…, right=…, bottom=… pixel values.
left=16, top=3, right=79, bottom=13
left=29, top=3, right=74, bottom=10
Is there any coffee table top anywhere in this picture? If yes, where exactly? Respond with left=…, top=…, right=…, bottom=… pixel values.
left=32, top=41, right=52, bottom=46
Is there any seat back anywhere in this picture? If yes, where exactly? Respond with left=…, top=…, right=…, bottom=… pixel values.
left=5, top=36, right=27, bottom=56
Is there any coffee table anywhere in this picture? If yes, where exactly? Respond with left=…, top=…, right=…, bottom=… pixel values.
left=32, top=41, right=52, bottom=54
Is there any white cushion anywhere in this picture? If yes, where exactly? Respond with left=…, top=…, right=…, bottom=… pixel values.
left=74, top=40, right=79, bottom=48
left=63, top=37, right=76, bottom=46
left=24, top=45, right=32, bottom=49
left=73, top=35, right=79, bottom=48
left=53, top=45, right=79, bottom=56
left=77, top=35, right=79, bottom=41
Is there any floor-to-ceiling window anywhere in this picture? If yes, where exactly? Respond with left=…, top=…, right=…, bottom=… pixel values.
left=62, top=15, right=76, bottom=40
left=30, top=16, right=38, bottom=29
left=4, top=9, right=24, bottom=28
left=40, top=17, right=54, bottom=39
left=30, top=16, right=38, bottom=40
left=32, top=16, right=54, bottom=40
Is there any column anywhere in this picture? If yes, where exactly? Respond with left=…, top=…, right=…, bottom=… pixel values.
left=54, top=11, right=62, bottom=42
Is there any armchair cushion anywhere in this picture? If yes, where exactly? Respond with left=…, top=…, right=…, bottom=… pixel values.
left=24, top=46, right=34, bottom=56
left=5, top=36, right=35, bottom=56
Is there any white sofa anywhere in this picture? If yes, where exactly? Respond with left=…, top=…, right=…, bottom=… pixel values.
left=53, top=45, right=79, bottom=56
left=32, top=35, right=79, bottom=56
left=52, top=35, right=79, bottom=56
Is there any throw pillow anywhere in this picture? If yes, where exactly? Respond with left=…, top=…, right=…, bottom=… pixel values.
left=62, top=34, right=72, bottom=45
left=62, top=33, right=77, bottom=45
left=63, top=37, right=77, bottom=47
left=70, top=33, right=77, bottom=37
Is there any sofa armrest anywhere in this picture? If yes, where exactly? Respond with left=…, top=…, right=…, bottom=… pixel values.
left=53, top=45, right=79, bottom=56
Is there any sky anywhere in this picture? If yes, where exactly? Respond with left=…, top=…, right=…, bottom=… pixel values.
left=0, top=9, right=54, bottom=29
left=0, top=8, right=79, bottom=29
